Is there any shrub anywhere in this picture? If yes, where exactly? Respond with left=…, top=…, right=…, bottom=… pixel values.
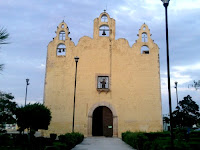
left=190, top=131, right=200, bottom=138
left=58, top=132, right=84, bottom=149
left=122, top=131, right=173, bottom=150
left=53, top=141, right=67, bottom=149
left=150, top=137, right=171, bottom=150
left=122, top=131, right=198, bottom=150
left=0, top=134, right=11, bottom=146
left=45, top=146, right=58, bottom=150
left=122, top=131, right=148, bottom=150
left=144, top=132, right=170, bottom=141
left=15, top=134, right=28, bottom=146
left=50, top=134, right=57, bottom=141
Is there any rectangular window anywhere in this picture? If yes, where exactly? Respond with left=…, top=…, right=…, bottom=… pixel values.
left=97, top=76, right=109, bottom=89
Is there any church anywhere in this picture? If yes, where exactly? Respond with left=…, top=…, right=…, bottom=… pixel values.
left=43, top=11, right=163, bottom=137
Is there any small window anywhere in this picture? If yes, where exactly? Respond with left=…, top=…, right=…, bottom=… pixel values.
left=141, top=45, right=149, bottom=54
left=59, top=31, right=65, bottom=40
left=97, top=76, right=109, bottom=89
left=101, top=15, right=108, bottom=22
left=57, top=44, right=66, bottom=56
left=143, top=26, right=146, bottom=30
left=99, top=25, right=109, bottom=37
left=142, top=33, right=148, bottom=42
left=61, top=24, right=64, bottom=28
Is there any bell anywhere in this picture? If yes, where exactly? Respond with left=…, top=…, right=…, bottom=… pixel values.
left=58, top=49, right=61, bottom=53
left=62, top=49, right=65, bottom=52
left=102, top=30, right=106, bottom=36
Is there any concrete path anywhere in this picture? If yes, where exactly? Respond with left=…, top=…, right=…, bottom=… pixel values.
left=72, top=137, right=135, bottom=150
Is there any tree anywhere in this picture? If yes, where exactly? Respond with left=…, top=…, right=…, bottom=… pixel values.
left=16, top=103, right=52, bottom=133
left=172, top=95, right=200, bottom=128
left=163, top=116, right=170, bottom=124
left=188, top=80, right=200, bottom=90
left=0, top=91, right=17, bottom=130
left=0, top=27, right=9, bottom=71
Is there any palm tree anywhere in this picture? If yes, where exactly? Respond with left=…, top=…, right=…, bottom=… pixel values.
left=0, top=27, right=9, bottom=71
left=0, top=28, right=9, bottom=45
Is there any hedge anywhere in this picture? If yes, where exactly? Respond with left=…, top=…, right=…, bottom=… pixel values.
left=122, top=131, right=200, bottom=150
left=0, top=132, right=84, bottom=150
left=58, top=132, right=84, bottom=149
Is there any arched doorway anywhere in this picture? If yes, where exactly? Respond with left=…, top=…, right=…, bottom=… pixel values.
left=88, top=102, right=118, bottom=137
left=92, top=106, right=113, bottom=137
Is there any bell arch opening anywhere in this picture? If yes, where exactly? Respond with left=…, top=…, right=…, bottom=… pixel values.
left=99, top=25, right=109, bottom=37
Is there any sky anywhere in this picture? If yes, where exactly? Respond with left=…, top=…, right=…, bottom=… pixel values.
left=0, top=0, right=200, bottom=114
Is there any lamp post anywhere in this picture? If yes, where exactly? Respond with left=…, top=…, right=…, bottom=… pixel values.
left=72, top=56, right=79, bottom=132
left=25, top=78, right=30, bottom=106
left=161, top=0, right=174, bottom=149
left=174, top=81, right=179, bottom=107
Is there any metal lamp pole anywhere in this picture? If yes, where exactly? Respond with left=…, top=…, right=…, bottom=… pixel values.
left=72, top=56, right=79, bottom=132
left=161, top=0, right=174, bottom=149
left=25, top=78, right=30, bottom=106
left=174, top=81, right=179, bottom=107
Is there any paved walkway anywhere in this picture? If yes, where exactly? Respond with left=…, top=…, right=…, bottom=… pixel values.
left=72, top=137, right=135, bottom=150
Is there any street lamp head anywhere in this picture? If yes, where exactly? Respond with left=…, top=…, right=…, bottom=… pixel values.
left=174, top=81, right=178, bottom=88
left=74, top=56, right=79, bottom=62
left=161, top=0, right=170, bottom=6
left=26, top=78, right=30, bottom=85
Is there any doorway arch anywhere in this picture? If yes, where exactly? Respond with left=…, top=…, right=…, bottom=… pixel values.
left=92, top=106, right=113, bottom=137
left=88, top=102, right=118, bottom=137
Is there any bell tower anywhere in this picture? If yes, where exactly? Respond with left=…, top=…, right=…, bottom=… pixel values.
left=93, top=11, right=115, bottom=40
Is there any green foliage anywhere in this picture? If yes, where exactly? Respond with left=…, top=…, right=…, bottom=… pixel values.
left=0, top=27, right=9, bottom=72
left=150, top=137, right=171, bottom=150
left=144, top=132, right=170, bottom=141
left=0, top=27, right=9, bottom=45
left=122, top=131, right=148, bottom=150
left=122, top=131, right=199, bottom=150
left=0, top=64, right=4, bottom=71
left=163, top=116, right=170, bottom=124
left=50, top=133, right=57, bottom=140
left=53, top=142, right=67, bottom=150
left=58, top=132, right=84, bottom=149
left=16, top=103, right=52, bottom=132
left=173, top=95, right=200, bottom=128
left=0, top=134, right=11, bottom=146
left=0, top=132, right=83, bottom=150
left=190, top=131, right=200, bottom=138
left=0, top=91, right=17, bottom=130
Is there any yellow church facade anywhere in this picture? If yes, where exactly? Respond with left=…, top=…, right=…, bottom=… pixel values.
left=43, top=12, right=163, bottom=137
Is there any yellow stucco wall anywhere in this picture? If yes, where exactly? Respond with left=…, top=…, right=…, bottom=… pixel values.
left=43, top=12, right=163, bottom=137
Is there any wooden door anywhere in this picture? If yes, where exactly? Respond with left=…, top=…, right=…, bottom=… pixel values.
left=103, top=107, right=113, bottom=137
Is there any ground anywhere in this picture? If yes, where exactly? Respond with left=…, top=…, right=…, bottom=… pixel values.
left=72, top=137, right=135, bottom=150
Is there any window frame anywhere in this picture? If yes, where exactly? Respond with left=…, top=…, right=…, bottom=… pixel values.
left=59, top=31, right=66, bottom=40
left=96, top=75, right=110, bottom=93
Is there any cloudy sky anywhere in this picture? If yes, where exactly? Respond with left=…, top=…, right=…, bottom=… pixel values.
left=0, top=0, right=200, bottom=114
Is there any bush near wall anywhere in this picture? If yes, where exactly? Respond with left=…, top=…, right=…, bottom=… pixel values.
left=0, top=132, right=84, bottom=150
left=122, top=131, right=200, bottom=150
left=57, top=132, right=84, bottom=150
